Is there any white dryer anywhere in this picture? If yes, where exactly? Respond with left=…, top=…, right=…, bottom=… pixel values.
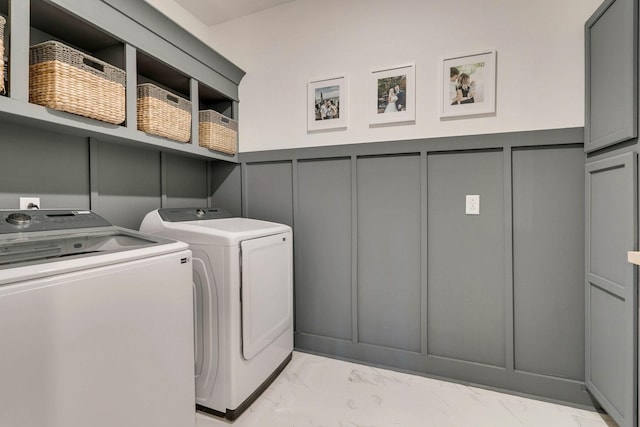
left=140, top=207, right=293, bottom=420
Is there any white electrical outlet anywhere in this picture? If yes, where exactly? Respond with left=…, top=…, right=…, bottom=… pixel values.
left=465, top=195, right=479, bottom=215
left=20, top=197, right=40, bottom=210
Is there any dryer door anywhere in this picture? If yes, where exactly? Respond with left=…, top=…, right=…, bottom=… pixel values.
left=240, top=232, right=293, bottom=360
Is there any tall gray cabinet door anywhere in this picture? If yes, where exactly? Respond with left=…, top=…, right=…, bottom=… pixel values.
left=585, top=152, right=637, bottom=427
left=585, top=0, right=637, bottom=152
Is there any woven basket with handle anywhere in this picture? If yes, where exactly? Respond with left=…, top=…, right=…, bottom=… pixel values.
left=29, top=40, right=125, bottom=124
left=0, top=16, right=6, bottom=95
left=137, top=83, right=191, bottom=143
left=199, top=109, right=238, bottom=154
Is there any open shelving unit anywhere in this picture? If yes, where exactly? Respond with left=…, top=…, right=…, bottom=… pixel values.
left=0, top=0, right=244, bottom=162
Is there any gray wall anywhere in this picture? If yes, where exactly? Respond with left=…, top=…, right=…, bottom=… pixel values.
left=513, top=146, right=585, bottom=380
left=357, top=155, right=422, bottom=352
left=244, top=161, right=293, bottom=226
left=295, top=158, right=352, bottom=339
left=427, top=150, right=506, bottom=367
left=0, top=124, right=91, bottom=210
left=233, top=128, right=588, bottom=406
left=1, top=120, right=590, bottom=407
left=210, top=160, right=242, bottom=216
left=1, top=121, right=212, bottom=229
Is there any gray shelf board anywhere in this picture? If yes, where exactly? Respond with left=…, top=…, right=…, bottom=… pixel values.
left=137, top=74, right=190, bottom=101
left=99, top=0, right=245, bottom=85
left=137, top=51, right=191, bottom=99
left=0, top=96, right=239, bottom=162
left=50, top=0, right=239, bottom=102
left=134, top=56, right=235, bottom=106
left=199, top=83, right=230, bottom=105
left=31, top=0, right=122, bottom=53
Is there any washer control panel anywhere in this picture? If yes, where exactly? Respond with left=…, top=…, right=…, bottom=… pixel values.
left=0, top=210, right=111, bottom=234
left=6, top=212, right=33, bottom=226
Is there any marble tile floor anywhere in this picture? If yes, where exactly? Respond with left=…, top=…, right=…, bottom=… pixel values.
left=196, top=351, right=617, bottom=427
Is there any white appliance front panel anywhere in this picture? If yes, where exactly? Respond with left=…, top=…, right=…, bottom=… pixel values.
left=0, top=250, right=195, bottom=427
left=241, top=232, right=293, bottom=360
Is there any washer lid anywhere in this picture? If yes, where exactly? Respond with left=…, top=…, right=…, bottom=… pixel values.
left=0, top=209, right=189, bottom=281
left=0, top=229, right=170, bottom=267
left=0, top=227, right=189, bottom=286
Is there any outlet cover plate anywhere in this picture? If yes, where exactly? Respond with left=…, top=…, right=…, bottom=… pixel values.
left=20, top=197, right=40, bottom=210
left=465, top=195, right=479, bottom=215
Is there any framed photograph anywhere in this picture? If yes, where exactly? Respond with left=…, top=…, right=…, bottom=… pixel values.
left=441, top=49, right=496, bottom=118
left=369, top=63, right=415, bottom=126
left=307, top=75, right=347, bottom=132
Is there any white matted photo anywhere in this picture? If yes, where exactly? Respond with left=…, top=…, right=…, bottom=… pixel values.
left=440, top=49, right=496, bottom=119
left=370, top=63, right=415, bottom=126
left=307, top=76, right=347, bottom=132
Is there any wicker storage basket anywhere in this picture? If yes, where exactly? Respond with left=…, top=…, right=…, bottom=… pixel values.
left=137, top=83, right=191, bottom=143
left=0, top=16, right=6, bottom=95
left=199, top=110, right=238, bottom=154
left=29, top=41, right=125, bottom=124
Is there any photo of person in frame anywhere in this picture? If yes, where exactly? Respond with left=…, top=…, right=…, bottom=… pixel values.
left=376, top=75, right=407, bottom=114
left=314, top=85, right=340, bottom=121
left=449, top=61, right=485, bottom=106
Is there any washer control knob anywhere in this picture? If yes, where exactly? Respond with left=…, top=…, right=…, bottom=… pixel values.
left=6, top=212, right=32, bottom=226
left=195, top=208, right=206, bottom=217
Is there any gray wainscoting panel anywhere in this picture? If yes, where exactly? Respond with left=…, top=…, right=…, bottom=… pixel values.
left=211, top=161, right=242, bottom=216
left=0, top=122, right=90, bottom=210
left=94, top=142, right=161, bottom=229
left=165, top=153, right=208, bottom=208
left=427, top=150, right=505, bottom=367
left=356, top=155, right=422, bottom=352
left=244, top=162, right=293, bottom=226
left=512, top=146, right=585, bottom=380
left=296, top=158, right=352, bottom=340
left=239, top=127, right=592, bottom=406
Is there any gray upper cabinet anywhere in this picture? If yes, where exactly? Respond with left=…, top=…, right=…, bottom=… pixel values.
left=585, top=0, right=637, bottom=153
left=0, top=0, right=244, bottom=161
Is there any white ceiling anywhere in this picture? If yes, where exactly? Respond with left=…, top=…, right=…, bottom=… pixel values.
left=173, top=0, right=295, bottom=25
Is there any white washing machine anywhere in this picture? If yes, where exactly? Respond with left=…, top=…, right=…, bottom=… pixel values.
left=140, top=207, right=293, bottom=420
left=0, top=209, right=195, bottom=427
